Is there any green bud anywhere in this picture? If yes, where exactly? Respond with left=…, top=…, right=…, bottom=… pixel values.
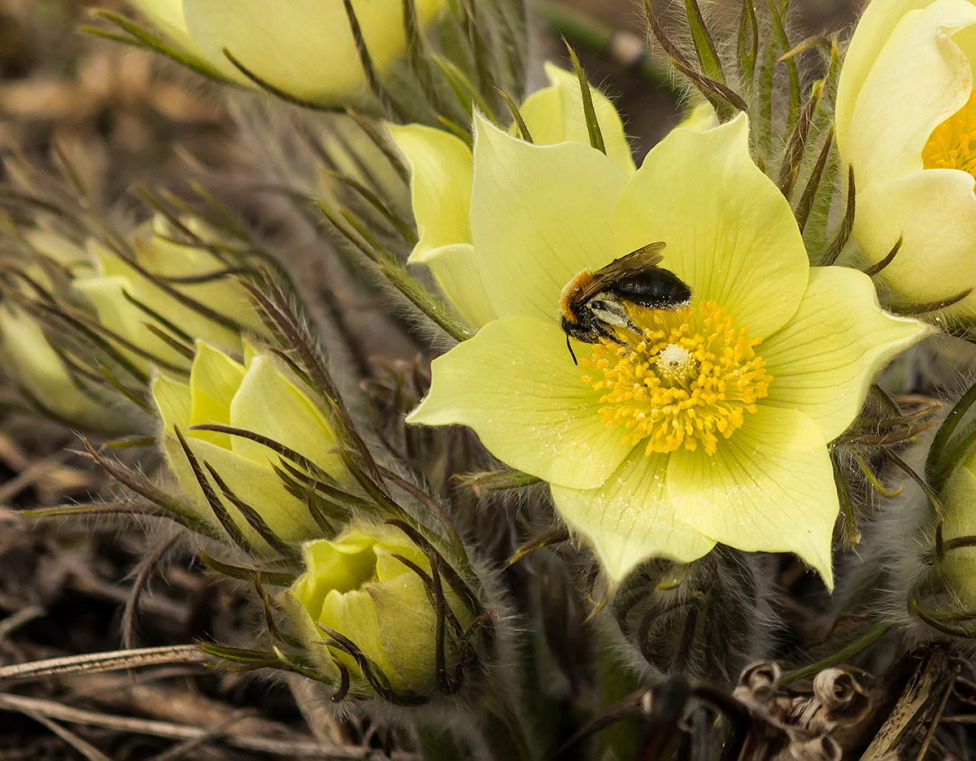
left=284, top=522, right=486, bottom=703
left=131, top=0, right=448, bottom=107
left=937, top=456, right=976, bottom=611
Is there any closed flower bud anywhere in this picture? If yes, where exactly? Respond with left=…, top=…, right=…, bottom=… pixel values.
left=936, top=449, right=976, bottom=611
left=0, top=304, right=129, bottom=433
left=283, top=522, right=487, bottom=703
left=73, top=217, right=267, bottom=375
left=129, top=0, right=447, bottom=107
left=152, top=340, right=349, bottom=550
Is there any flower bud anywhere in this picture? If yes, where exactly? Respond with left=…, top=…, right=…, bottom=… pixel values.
left=936, top=450, right=976, bottom=610
left=0, top=304, right=128, bottom=433
left=73, top=217, right=267, bottom=375
left=283, top=522, right=486, bottom=702
left=130, top=0, right=447, bottom=107
left=0, top=229, right=135, bottom=432
left=152, top=340, right=349, bottom=550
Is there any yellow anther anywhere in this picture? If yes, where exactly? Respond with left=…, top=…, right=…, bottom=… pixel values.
left=923, top=88, right=976, bottom=178
left=579, top=301, right=772, bottom=455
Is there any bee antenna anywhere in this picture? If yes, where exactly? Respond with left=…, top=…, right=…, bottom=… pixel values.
left=566, top=334, right=578, bottom=365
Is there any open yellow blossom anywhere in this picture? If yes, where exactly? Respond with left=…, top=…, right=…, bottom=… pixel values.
left=388, top=63, right=635, bottom=329
left=836, top=0, right=976, bottom=318
left=401, top=108, right=927, bottom=587
left=128, top=0, right=445, bottom=106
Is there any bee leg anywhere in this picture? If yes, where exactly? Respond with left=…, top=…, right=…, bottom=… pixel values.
left=566, top=333, right=579, bottom=365
left=598, top=324, right=628, bottom=346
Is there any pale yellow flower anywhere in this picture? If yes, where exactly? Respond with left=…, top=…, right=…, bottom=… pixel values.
left=836, top=0, right=976, bottom=318
left=128, top=0, right=446, bottom=106
left=152, top=341, right=346, bottom=549
left=73, top=217, right=266, bottom=374
left=399, top=102, right=927, bottom=586
left=285, top=523, right=472, bottom=698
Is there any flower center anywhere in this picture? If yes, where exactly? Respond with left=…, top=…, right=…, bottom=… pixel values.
left=922, top=88, right=976, bottom=177
left=579, top=301, right=772, bottom=456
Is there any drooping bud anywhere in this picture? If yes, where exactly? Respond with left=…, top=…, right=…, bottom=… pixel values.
left=280, top=521, right=493, bottom=704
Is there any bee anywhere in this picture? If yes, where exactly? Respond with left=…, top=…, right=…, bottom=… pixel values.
left=559, top=242, right=692, bottom=364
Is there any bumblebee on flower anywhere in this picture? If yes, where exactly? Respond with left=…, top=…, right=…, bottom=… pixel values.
left=392, top=70, right=928, bottom=587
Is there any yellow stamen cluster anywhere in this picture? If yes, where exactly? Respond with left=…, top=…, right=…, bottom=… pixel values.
left=923, top=88, right=976, bottom=177
left=579, top=301, right=771, bottom=455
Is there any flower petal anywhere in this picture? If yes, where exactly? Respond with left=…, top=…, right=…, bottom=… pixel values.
left=188, top=340, right=246, bottom=448
left=127, top=0, right=211, bottom=63
left=612, top=114, right=808, bottom=338
left=551, top=450, right=716, bottom=583
left=389, top=124, right=474, bottom=257
left=760, top=267, right=929, bottom=441
left=854, top=169, right=976, bottom=315
left=667, top=406, right=836, bottom=588
left=835, top=0, right=936, bottom=141
left=159, top=434, right=322, bottom=545
left=519, top=62, right=636, bottom=174
left=837, top=0, right=976, bottom=187
left=413, top=243, right=497, bottom=328
left=183, top=0, right=443, bottom=105
left=407, top=316, right=631, bottom=489
left=229, top=354, right=339, bottom=468
left=470, top=116, right=628, bottom=322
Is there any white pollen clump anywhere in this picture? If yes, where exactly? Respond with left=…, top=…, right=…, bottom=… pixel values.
left=655, top=343, right=696, bottom=384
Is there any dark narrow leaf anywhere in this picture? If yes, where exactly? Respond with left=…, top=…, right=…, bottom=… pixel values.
left=684, top=0, right=725, bottom=84
left=499, top=91, right=534, bottom=143
left=203, top=463, right=298, bottom=559
left=888, top=289, right=972, bottom=316
left=763, top=0, right=800, bottom=137
left=564, top=41, right=606, bottom=155
left=795, top=126, right=834, bottom=232
left=323, top=171, right=418, bottom=245
left=862, top=235, right=902, bottom=277
left=818, top=164, right=855, bottom=265
left=79, top=438, right=222, bottom=539
left=173, top=427, right=254, bottom=554
left=737, top=0, right=759, bottom=93
left=643, top=0, right=746, bottom=119
left=778, top=80, right=823, bottom=197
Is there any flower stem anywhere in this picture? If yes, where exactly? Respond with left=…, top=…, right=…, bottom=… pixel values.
left=780, top=621, right=890, bottom=686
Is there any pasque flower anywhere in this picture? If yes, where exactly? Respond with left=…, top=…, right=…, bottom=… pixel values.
left=127, top=0, right=445, bottom=106
left=284, top=523, right=478, bottom=701
left=0, top=229, right=127, bottom=431
left=388, top=63, right=635, bottom=329
left=836, top=0, right=976, bottom=319
left=73, top=217, right=267, bottom=375
left=400, top=102, right=927, bottom=586
left=152, top=341, right=348, bottom=549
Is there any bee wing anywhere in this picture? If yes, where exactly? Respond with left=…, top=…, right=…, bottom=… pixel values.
left=577, top=242, right=667, bottom=301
